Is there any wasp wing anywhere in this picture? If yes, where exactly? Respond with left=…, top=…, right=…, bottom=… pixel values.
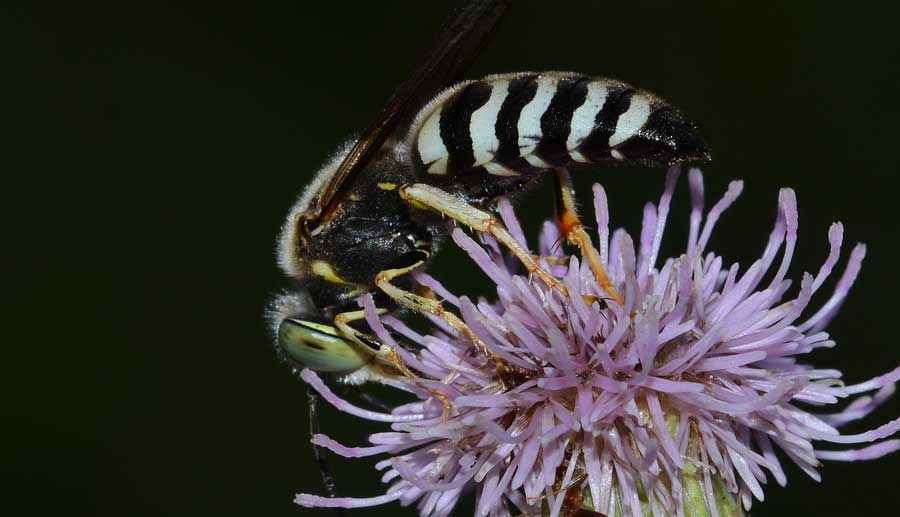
left=305, top=0, right=512, bottom=226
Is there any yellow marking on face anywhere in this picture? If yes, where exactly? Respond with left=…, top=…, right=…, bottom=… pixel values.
left=348, top=193, right=362, bottom=201
left=311, top=260, right=353, bottom=285
left=377, top=182, right=397, bottom=191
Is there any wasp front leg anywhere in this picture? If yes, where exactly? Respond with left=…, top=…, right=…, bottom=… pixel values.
left=398, top=183, right=567, bottom=296
left=332, top=307, right=420, bottom=381
left=277, top=314, right=411, bottom=388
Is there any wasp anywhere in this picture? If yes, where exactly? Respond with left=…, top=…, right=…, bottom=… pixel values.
left=267, top=0, right=709, bottom=502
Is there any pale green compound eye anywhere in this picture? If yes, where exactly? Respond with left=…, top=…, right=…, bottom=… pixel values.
left=278, top=319, right=371, bottom=373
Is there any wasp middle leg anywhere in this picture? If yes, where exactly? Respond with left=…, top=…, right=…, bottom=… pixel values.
left=399, top=183, right=567, bottom=295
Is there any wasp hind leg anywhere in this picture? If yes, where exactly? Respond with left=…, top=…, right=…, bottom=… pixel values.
left=552, top=168, right=623, bottom=306
left=399, top=183, right=567, bottom=296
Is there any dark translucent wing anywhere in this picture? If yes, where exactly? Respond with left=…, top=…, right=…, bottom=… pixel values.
left=305, top=0, right=512, bottom=227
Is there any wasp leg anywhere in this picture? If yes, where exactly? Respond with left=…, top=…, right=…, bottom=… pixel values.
left=333, top=308, right=420, bottom=381
left=375, top=251, right=490, bottom=356
left=334, top=300, right=453, bottom=419
left=334, top=309, right=453, bottom=416
left=332, top=305, right=453, bottom=416
left=373, top=251, right=513, bottom=393
left=552, top=168, right=624, bottom=306
left=307, top=387, right=345, bottom=516
left=332, top=308, right=385, bottom=354
left=399, top=183, right=566, bottom=296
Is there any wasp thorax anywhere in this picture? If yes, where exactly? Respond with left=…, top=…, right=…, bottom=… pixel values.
left=278, top=141, right=439, bottom=316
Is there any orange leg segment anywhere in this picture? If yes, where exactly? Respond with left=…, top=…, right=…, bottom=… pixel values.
left=553, top=169, right=624, bottom=306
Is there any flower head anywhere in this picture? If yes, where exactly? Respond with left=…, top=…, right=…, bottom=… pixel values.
left=298, top=168, right=900, bottom=516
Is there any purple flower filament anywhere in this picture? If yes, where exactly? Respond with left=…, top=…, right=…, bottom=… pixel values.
left=298, top=168, right=900, bottom=517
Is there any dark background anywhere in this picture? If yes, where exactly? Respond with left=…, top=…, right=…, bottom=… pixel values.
left=4, top=1, right=900, bottom=515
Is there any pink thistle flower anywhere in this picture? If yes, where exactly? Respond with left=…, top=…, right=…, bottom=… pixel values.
left=297, top=169, right=900, bottom=516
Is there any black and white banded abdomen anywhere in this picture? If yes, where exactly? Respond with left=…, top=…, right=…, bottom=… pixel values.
left=410, top=72, right=709, bottom=178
